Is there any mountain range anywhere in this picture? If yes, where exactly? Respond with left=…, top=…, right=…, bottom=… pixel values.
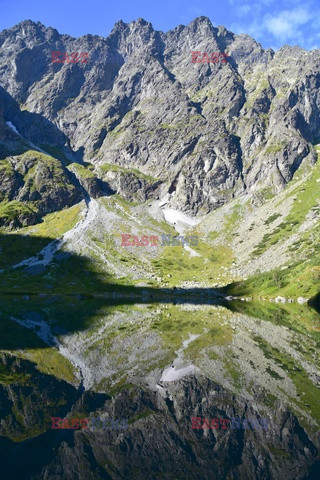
left=0, top=16, right=319, bottom=480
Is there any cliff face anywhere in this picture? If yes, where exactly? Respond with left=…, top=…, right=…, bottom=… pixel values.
left=0, top=17, right=319, bottom=219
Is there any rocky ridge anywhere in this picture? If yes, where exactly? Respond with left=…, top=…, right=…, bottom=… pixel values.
left=0, top=17, right=320, bottom=220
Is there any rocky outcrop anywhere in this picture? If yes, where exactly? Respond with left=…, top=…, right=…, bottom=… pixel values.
left=0, top=151, right=82, bottom=227
left=67, top=163, right=114, bottom=199
left=102, top=169, right=162, bottom=202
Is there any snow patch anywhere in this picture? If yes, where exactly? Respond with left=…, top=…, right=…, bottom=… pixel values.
left=184, top=244, right=200, bottom=257
left=13, top=239, right=63, bottom=270
left=162, top=208, right=199, bottom=228
left=6, top=121, right=54, bottom=155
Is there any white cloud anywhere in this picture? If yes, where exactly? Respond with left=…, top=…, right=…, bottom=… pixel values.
left=229, top=20, right=264, bottom=40
left=184, top=0, right=318, bottom=50
left=264, top=8, right=312, bottom=41
left=230, top=4, right=316, bottom=49
left=236, top=4, right=252, bottom=16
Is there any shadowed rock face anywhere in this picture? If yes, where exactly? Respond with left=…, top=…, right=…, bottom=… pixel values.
left=0, top=18, right=319, bottom=216
left=0, top=86, right=84, bottom=226
left=0, top=353, right=79, bottom=440
left=0, top=356, right=318, bottom=480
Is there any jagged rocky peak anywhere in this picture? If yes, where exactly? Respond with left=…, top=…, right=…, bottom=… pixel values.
left=188, top=15, right=216, bottom=33
left=0, top=19, right=59, bottom=47
left=227, top=33, right=267, bottom=59
left=107, top=17, right=159, bottom=56
left=165, top=16, right=219, bottom=53
left=275, top=44, right=308, bottom=58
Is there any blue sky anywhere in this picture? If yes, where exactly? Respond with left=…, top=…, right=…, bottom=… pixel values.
left=1, top=0, right=319, bottom=51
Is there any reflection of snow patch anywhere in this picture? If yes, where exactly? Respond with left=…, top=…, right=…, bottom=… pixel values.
left=159, top=333, right=199, bottom=382
left=6, top=121, right=19, bottom=135
left=11, top=316, right=56, bottom=345
left=160, top=364, right=195, bottom=382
